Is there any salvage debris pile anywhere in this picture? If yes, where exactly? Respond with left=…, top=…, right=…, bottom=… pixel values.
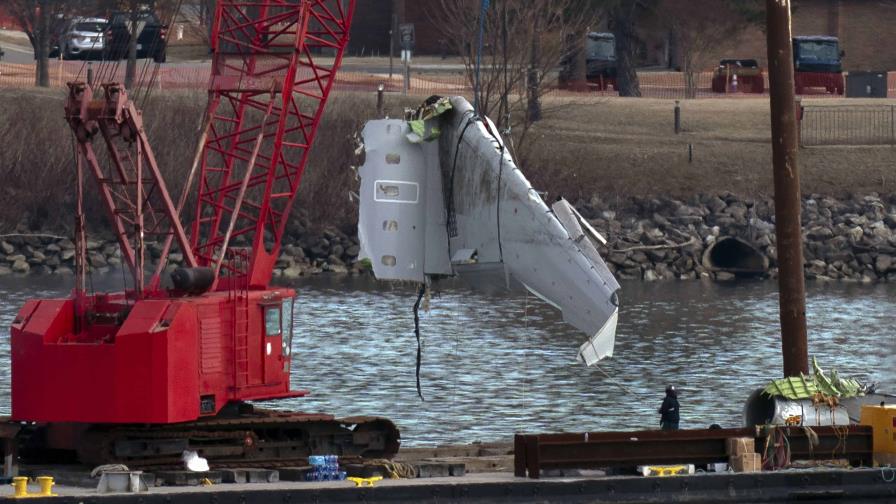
left=763, top=357, right=869, bottom=402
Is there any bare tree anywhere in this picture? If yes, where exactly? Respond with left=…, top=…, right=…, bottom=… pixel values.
left=608, top=1, right=644, bottom=97
left=6, top=0, right=82, bottom=86
left=431, top=0, right=594, bottom=136
left=92, top=0, right=181, bottom=89
left=656, top=0, right=756, bottom=98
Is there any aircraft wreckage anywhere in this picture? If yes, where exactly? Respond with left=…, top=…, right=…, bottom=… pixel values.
left=358, top=96, right=620, bottom=366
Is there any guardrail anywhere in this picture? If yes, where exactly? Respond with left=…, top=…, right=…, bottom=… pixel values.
left=801, top=105, right=896, bottom=147
left=514, top=425, right=874, bottom=479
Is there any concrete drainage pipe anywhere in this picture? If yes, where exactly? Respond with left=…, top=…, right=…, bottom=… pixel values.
left=702, top=237, right=769, bottom=277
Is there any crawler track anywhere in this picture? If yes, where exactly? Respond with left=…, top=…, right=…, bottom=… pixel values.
left=12, top=407, right=400, bottom=469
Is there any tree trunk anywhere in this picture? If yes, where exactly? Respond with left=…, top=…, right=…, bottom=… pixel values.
left=497, top=0, right=508, bottom=130
left=125, top=9, right=139, bottom=89
left=527, top=18, right=542, bottom=123
left=35, top=0, right=50, bottom=88
left=612, top=5, right=641, bottom=97
left=564, top=32, right=586, bottom=91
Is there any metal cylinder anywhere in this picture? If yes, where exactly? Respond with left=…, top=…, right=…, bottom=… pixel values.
left=171, top=267, right=216, bottom=295
left=744, top=389, right=849, bottom=427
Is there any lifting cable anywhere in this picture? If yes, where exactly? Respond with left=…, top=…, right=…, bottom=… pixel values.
left=413, top=284, right=426, bottom=402
left=445, top=113, right=476, bottom=242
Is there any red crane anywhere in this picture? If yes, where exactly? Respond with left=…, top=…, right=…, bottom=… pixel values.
left=9, top=0, right=399, bottom=466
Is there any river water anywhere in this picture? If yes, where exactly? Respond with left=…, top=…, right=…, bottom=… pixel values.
left=0, top=274, right=893, bottom=446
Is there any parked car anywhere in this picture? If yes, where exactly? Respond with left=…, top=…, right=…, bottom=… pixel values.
left=104, top=10, right=168, bottom=63
left=711, top=59, right=765, bottom=94
left=49, top=17, right=107, bottom=60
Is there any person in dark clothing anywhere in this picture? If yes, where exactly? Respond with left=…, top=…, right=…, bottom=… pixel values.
left=659, top=385, right=680, bottom=430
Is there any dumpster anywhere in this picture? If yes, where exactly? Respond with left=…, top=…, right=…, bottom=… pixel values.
left=846, top=71, right=888, bottom=98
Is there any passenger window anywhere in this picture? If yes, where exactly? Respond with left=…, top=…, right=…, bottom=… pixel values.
left=265, top=307, right=281, bottom=337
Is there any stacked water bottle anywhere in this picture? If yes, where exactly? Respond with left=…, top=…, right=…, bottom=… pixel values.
left=307, top=455, right=347, bottom=481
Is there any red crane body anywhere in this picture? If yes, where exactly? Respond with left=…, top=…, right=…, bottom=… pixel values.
left=11, top=1, right=355, bottom=426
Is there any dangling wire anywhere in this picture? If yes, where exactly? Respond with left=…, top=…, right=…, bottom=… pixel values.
left=473, top=0, right=490, bottom=115
left=413, top=284, right=426, bottom=402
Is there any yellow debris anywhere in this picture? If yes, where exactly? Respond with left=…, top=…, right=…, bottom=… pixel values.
left=10, top=476, right=57, bottom=499
left=347, top=476, right=383, bottom=487
left=641, top=465, right=691, bottom=477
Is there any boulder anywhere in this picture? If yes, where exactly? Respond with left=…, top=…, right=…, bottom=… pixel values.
left=31, top=265, right=52, bottom=275
left=282, top=266, right=304, bottom=279
left=331, top=244, right=345, bottom=259
left=102, top=244, right=119, bottom=257
left=807, top=227, right=834, bottom=240
left=715, top=271, right=736, bottom=281
left=89, top=253, right=108, bottom=268
left=706, top=196, right=727, bottom=214
left=12, top=259, right=30, bottom=273
left=807, top=260, right=828, bottom=276
left=875, top=254, right=893, bottom=274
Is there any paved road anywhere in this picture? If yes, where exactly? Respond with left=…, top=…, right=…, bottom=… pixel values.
left=0, top=39, right=33, bottom=64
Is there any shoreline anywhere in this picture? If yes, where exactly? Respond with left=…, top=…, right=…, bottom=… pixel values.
left=2, top=192, right=896, bottom=284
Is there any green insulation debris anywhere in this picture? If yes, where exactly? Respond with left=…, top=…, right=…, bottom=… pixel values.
left=763, top=357, right=864, bottom=400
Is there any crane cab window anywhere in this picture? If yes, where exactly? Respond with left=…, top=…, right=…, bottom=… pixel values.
left=265, top=307, right=281, bottom=337
left=282, top=298, right=294, bottom=357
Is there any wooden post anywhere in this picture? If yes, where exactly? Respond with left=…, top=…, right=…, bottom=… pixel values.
left=766, top=0, right=809, bottom=377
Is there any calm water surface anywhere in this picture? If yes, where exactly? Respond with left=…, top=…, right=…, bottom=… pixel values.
left=0, top=274, right=893, bottom=446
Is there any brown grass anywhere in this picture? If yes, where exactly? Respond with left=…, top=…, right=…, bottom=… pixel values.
left=1, top=91, right=894, bottom=234
left=520, top=96, right=896, bottom=207
left=0, top=89, right=418, bottom=234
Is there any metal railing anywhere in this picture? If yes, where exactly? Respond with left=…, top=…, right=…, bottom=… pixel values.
left=800, top=104, right=896, bottom=147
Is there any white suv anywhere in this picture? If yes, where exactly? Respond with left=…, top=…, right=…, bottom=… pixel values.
left=55, top=17, right=107, bottom=60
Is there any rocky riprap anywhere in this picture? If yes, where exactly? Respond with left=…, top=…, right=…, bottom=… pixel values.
left=0, top=226, right=365, bottom=279
left=2, top=193, right=896, bottom=283
left=578, top=192, right=896, bottom=283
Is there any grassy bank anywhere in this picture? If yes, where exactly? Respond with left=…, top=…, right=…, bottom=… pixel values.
left=520, top=97, right=896, bottom=208
left=1, top=90, right=893, bottom=233
left=0, top=89, right=411, bottom=234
